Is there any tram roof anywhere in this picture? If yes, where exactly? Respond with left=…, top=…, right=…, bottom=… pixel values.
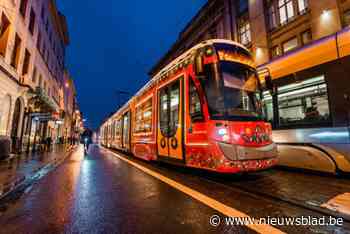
left=101, top=40, right=249, bottom=127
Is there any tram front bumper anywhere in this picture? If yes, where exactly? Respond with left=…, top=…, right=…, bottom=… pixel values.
left=218, top=142, right=278, bottom=161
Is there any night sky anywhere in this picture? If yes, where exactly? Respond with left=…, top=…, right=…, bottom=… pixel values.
left=58, top=1, right=206, bottom=129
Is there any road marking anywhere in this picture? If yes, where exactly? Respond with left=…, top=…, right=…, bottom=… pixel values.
left=106, top=148, right=284, bottom=234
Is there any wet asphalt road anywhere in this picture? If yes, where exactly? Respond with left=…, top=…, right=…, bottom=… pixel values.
left=0, top=146, right=253, bottom=234
left=0, top=145, right=349, bottom=234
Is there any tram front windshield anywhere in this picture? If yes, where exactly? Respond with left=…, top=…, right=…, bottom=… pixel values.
left=200, top=61, right=263, bottom=121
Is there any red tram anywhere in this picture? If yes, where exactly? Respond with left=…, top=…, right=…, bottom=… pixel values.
left=100, top=39, right=278, bottom=173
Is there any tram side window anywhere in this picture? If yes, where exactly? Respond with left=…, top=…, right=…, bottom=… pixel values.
left=115, top=120, right=121, bottom=139
left=277, top=76, right=331, bottom=127
left=189, top=79, right=203, bottom=121
left=135, top=98, right=153, bottom=133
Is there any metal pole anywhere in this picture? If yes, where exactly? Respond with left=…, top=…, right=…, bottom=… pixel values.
left=26, top=113, right=32, bottom=153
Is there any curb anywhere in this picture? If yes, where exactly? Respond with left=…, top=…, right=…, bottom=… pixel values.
left=0, top=145, right=77, bottom=201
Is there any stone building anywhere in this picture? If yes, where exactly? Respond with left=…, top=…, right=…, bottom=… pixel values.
left=0, top=0, right=70, bottom=154
left=150, top=0, right=350, bottom=130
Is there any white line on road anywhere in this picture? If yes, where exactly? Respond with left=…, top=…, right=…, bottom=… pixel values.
left=105, top=148, right=284, bottom=234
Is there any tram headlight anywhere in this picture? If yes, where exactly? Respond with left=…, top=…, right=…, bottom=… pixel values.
left=218, top=128, right=228, bottom=136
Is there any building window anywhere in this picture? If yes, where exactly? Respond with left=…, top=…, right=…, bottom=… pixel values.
left=28, top=8, right=36, bottom=35
left=0, top=14, right=10, bottom=57
left=297, top=0, right=308, bottom=14
left=38, top=75, right=42, bottom=87
left=282, top=37, right=298, bottom=53
left=32, top=66, right=37, bottom=82
left=343, top=9, right=350, bottom=26
left=37, top=31, right=41, bottom=51
left=238, top=19, right=251, bottom=46
left=278, top=76, right=331, bottom=127
left=19, top=0, right=28, bottom=18
left=268, top=4, right=278, bottom=30
left=135, top=98, right=153, bottom=133
left=301, top=30, right=312, bottom=45
left=11, top=34, right=21, bottom=69
left=238, top=0, right=248, bottom=14
left=22, top=49, right=31, bottom=75
left=278, top=0, right=294, bottom=25
left=189, top=79, right=202, bottom=118
left=271, top=45, right=281, bottom=58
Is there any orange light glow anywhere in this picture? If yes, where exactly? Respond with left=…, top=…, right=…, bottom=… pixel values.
left=218, top=50, right=256, bottom=68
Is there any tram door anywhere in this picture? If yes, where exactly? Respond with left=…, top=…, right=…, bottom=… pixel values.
left=122, top=112, right=130, bottom=151
left=157, top=78, right=184, bottom=161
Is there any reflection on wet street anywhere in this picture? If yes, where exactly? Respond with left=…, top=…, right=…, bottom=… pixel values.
left=0, top=145, right=349, bottom=234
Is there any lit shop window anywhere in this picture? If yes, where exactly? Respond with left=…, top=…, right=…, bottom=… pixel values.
left=282, top=37, right=298, bottom=53
left=343, top=10, right=350, bottom=26
left=135, top=98, right=152, bottom=133
left=271, top=45, right=281, bottom=58
left=278, top=0, right=294, bottom=25
left=277, top=76, right=331, bottom=127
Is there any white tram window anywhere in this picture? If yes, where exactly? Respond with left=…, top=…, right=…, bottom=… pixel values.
left=277, top=75, right=331, bottom=127
left=189, top=79, right=202, bottom=116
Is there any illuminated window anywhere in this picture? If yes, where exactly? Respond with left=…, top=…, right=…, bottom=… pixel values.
left=268, top=4, right=278, bottom=30
left=135, top=98, right=153, bottom=133
left=11, top=34, right=21, bottom=69
left=278, top=76, right=331, bottom=127
left=343, top=10, right=350, bottom=26
left=297, top=0, right=308, bottom=14
left=301, top=30, right=312, bottom=45
left=282, top=37, right=298, bottom=53
left=271, top=45, right=281, bottom=58
left=278, top=0, right=294, bottom=25
left=0, top=14, right=10, bottom=57
left=189, top=79, right=202, bottom=118
left=22, top=49, right=31, bottom=75
left=239, top=19, right=251, bottom=46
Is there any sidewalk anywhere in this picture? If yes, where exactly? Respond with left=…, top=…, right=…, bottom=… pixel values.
left=0, top=144, right=77, bottom=200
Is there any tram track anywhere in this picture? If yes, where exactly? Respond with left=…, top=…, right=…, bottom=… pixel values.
left=105, top=147, right=350, bottom=224
left=197, top=173, right=350, bottom=223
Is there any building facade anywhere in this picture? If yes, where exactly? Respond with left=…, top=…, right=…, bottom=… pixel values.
left=149, top=0, right=350, bottom=131
left=0, top=0, right=71, bottom=153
